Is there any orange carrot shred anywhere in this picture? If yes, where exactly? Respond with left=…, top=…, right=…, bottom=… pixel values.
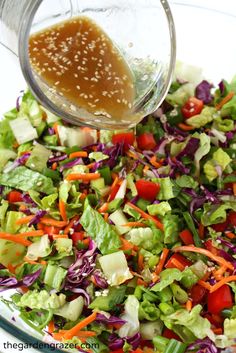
left=64, top=216, right=79, bottom=235
left=138, top=253, right=144, bottom=271
left=178, top=123, right=195, bottom=131
left=98, top=202, right=109, bottom=213
left=48, top=320, right=55, bottom=334
left=225, top=231, right=236, bottom=240
left=216, top=91, right=234, bottom=110
left=63, top=312, right=97, bottom=340
left=233, top=183, right=236, bottom=196
left=52, top=162, right=58, bottom=170
left=126, top=202, right=163, bottom=230
left=210, top=275, right=236, bottom=293
left=69, top=151, right=88, bottom=159
left=0, top=233, right=32, bottom=246
left=66, top=173, right=101, bottom=181
left=186, top=299, right=192, bottom=311
left=59, top=199, right=67, bottom=222
left=198, top=280, right=212, bottom=291
left=122, top=222, right=146, bottom=227
left=155, top=248, right=169, bottom=275
left=173, top=245, right=234, bottom=271
left=40, top=217, right=67, bottom=228
left=16, top=215, right=34, bottom=225
left=198, top=223, right=205, bottom=239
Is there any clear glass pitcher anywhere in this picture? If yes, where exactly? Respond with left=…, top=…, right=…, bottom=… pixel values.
left=0, top=0, right=176, bottom=129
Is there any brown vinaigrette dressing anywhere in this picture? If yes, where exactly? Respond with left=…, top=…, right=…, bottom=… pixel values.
left=29, top=16, right=135, bottom=121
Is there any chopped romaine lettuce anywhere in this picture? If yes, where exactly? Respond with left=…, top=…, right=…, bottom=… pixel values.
left=204, top=148, right=232, bottom=181
left=17, top=289, right=66, bottom=310
left=118, top=295, right=140, bottom=337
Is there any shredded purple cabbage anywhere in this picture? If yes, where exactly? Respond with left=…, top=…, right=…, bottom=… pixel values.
left=92, top=270, right=108, bottom=289
left=217, top=237, right=236, bottom=253
left=96, top=313, right=126, bottom=326
left=0, top=269, right=41, bottom=292
left=59, top=158, right=84, bottom=172
left=65, top=240, right=97, bottom=289
left=28, top=210, right=47, bottom=226
left=108, top=332, right=141, bottom=351
left=195, top=80, right=213, bottom=104
left=22, top=193, right=37, bottom=206
left=218, top=80, right=225, bottom=95
left=188, top=338, right=219, bottom=353
left=4, top=153, right=31, bottom=173
left=48, top=154, right=67, bottom=163
left=48, top=127, right=55, bottom=136
left=177, top=137, right=200, bottom=159
left=16, top=90, right=24, bottom=111
left=167, top=156, right=190, bottom=174
left=66, top=288, right=91, bottom=306
left=163, top=122, right=188, bottom=138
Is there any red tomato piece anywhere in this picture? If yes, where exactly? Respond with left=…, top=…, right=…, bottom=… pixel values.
left=109, top=184, right=120, bottom=201
left=135, top=179, right=160, bottom=202
left=163, top=328, right=181, bottom=341
left=43, top=225, right=60, bottom=235
left=207, top=284, right=233, bottom=314
left=7, top=191, right=23, bottom=203
left=137, top=133, right=156, bottom=150
left=165, top=253, right=192, bottom=269
left=181, top=97, right=204, bottom=119
left=211, top=220, right=228, bottom=233
left=228, top=211, right=236, bottom=227
left=112, top=132, right=135, bottom=150
left=71, top=232, right=84, bottom=245
left=190, top=284, right=207, bottom=306
left=179, top=229, right=194, bottom=245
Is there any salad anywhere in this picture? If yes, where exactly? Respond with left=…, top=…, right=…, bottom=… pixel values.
left=0, top=63, right=236, bottom=353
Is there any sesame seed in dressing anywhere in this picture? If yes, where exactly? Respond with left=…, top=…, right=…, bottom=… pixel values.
left=29, top=16, right=135, bottom=121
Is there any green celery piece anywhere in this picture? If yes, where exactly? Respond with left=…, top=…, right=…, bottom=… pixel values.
left=139, top=299, right=160, bottom=321
left=26, top=144, right=51, bottom=172
left=0, top=166, right=56, bottom=195
left=183, top=212, right=202, bottom=247
left=164, top=339, right=187, bottom=353
left=89, top=286, right=126, bottom=311
left=108, top=198, right=123, bottom=213
left=170, top=283, right=188, bottom=304
left=98, top=166, right=112, bottom=185
left=80, top=203, right=121, bottom=254
left=86, top=337, right=109, bottom=353
left=153, top=336, right=169, bottom=351
left=44, top=264, right=67, bottom=291
left=136, top=198, right=150, bottom=211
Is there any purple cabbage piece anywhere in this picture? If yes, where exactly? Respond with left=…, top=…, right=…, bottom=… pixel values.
left=126, top=332, right=141, bottom=350
left=48, top=127, right=55, bottom=136
left=0, top=269, right=41, bottom=292
left=0, top=185, right=4, bottom=195
left=163, top=122, right=188, bottom=138
left=188, top=338, right=219, bottom=353
left=22, top=193, right=37, bottom=206
left=226, top=131, right=234, bottom=140
left=65, top=240, right=97, bottom=289
left=177, top=137, right=200, bottom=159
left=59, top=158, right=83, bottom=172
left=167, top=156, right=190, bottom=174
left=153, top=137, right=169, bottom=155
left=28, top=210, right=47, bottom=226
left=108, top=332, right=141, bottom=351
left=217, top=237, right=236, bottom=253
left=92, top=270, right=108, bottom=289
left=4, top=153, right=31, bottom=173
left=66, top=288, right=91, bottom=306
left=96, top=313, right=126, bottom=326
left=201, top=186, right=219, bottom=204
left=130, top=195, right=139, bottom=205
left=48, top=154, right=67, bottom=163
left=102, top=143, right=124, bottom=168
left=190, top=197, right=206, bottom=216
left=218, top=80, right=225, bottom=95
left=16, top=90, right=24, bottom=111
left=195, top=80, right=213, bottom=104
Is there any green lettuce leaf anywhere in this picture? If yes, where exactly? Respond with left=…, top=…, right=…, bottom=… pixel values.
left=118, top=295, right=140, bottom=337
left=147, top=202, right=171, bottom=217
left=89, top=286, right=126, bottom=311
left=17, top=289, right=66, bottom=310
left=193, top=133, right=211, bottom=176
left=186, top=107, right=217, bottom=128
left=175, top=175, right=198, bottom=189
left=204, top=148, right=232, bottom=181
left=201, top=201, right=236, bottom=226
left=80, top=202, right=121, bottom=254
left=139, top=299, right=160, bottom=321
left=151, top=268, right=183, bottom=292
left=163, top=213, right=179, bottom=244
left=0, top=166, right=56, bottom=194
left=154, top=177, right=174, bottom=200
left=26, top=144, right=51, bottom=172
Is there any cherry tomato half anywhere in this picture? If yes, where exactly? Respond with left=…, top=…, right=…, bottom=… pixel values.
left=165, top=253, right=192, bottom=269
left=135, top=179, right=160, bottom=202
left=190, top=284, right=207, bottom=306
left=181, top=97, right=204, bottom=119
left=112, top=132, right=135, bottom=150
left=7, top=191, right=22, bottom=203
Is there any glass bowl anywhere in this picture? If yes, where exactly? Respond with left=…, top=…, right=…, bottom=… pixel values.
left=0, top=1, right=236, bottom=352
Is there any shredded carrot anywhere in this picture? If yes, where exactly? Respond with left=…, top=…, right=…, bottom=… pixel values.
left=98, top=202, right=109, bottom=213
left=216, top=91, right=234, bottom=110
left=63, top=312, right=97, bottom=340
left=86, top=162, right=96, bottom=169
left=198, top=223, right=205, bottom=239
left=80, top=193, right=87, bottom=200
left=178, top=123, right=195, bottom=131
left=111, top=176, right=119, bottom=188
left=66, top=173, right=101, bottom=181
left=225, top=231, right=236, bottom=240
left=23, top=257, right=41, bottom=265
left=173, top=245, right=234, bottom=271
left=233, top=183, right=236, bottom=196
left=74, top=330, right=96, bottom=337
left=40, top=260, right=47, bottom=265
left=52, top=234, right=68, bottom=239
left=64, top=216, right=79, bottom=235
left=143, top=165, right=150, bottom=173
left=126, top=202, right=163, bottom=230
left=120, top=237, right=136, bottom=251
left=48, top=320, right=55, bottom=334
left=82, top=238, right=90, bottom=246
left=198, top=280, right=212, bottom=291
left=40, top=217, right=67, bottom=228
left=59, top=199, right=67, bottom=222
left=126, top=151, right=138, bottom=160
left=210, top=275, right=236, bottom=293
left=69, top=151, right=88, bottom=159
left=213, top=265, right=227, bottom=281
left=17, top=230, right=44, bottom=237
left=151, top=272, right=159, bottom=283
left=122, top=222, right=146, bottom=227
left=52, top=162, right=58, bottom=170
left=130, top=270, right=145, bottom=279
left=150, top=156, right=162, bottom=168
left=138, top=253, right=144, bottom=271
left=137, top=278, right=147, bottom=287
left=19, top=205, right=27, bottom=212
left=7, top=264, right=15, bottom=274
left=171, top=258, right=186, bottom=271
left=0, top=233, right=32, bottom=246
left=104, top=213, right=109, bottom=222
left=155, top=248, right=169, bottom=275
left=16, top=215, right=34, bottom=225
left=186, top=299, right=192, bottom=311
